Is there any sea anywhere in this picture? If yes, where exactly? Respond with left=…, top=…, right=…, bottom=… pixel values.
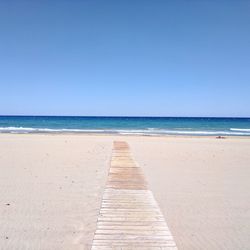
left=0, top=116, right=250, bottom=136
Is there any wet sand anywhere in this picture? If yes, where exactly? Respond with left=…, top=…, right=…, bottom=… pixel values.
left=0, top=134, right=250, bottom=249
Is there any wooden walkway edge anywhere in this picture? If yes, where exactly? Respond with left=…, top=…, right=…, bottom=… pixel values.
left=91, top=141, right=178, bottom=250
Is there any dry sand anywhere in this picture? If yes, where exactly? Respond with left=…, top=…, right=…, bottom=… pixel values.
left=0, top=134, right=112, bottom=250
left=128, top=136, right=250, bottom=250
left=0, top=134, right=250, bottom=249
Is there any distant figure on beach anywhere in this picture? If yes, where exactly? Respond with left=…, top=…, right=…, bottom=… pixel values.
left=216, top=136, right=226, bottom=139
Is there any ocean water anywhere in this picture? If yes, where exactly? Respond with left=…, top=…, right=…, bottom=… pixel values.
left=0, top=116, right=250, bottom=136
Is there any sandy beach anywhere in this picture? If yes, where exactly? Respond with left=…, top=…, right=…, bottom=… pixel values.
left=0, top=134, right=250, bottom=250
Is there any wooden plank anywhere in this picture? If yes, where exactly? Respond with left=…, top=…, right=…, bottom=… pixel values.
left=92, top=242, right=176, bottom=247
left=96, top=221, right=169, bottom=226
left=91, top=141, right=177, bottom=250
left=95, top=230, right=171, bottom=235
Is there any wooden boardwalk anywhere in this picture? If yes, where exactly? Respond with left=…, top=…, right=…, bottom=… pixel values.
left=91, top=141, right=177, bottom=250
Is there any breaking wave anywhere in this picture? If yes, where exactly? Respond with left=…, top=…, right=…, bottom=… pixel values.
left=1, top=127, right=250, bottom=136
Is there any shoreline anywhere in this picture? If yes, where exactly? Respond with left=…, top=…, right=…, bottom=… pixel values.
left=1, top=132, right=250, bottom=139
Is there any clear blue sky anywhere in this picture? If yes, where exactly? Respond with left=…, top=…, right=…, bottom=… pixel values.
left=0, top=0, right=249, bottom=117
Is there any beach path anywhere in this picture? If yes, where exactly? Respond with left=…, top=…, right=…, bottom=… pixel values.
left=91, top=141, right=177, bottom=250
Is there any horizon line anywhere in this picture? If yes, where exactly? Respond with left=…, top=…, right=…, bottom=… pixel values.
left=0, top=115, right=249, bottom=119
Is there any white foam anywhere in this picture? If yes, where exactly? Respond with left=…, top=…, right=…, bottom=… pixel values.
left=120, top=130, right=250, bottom=136
left=0, top=127, right=250, bottom=136
left=0, top=127, right=36, bottom=131
left=230, top=128, right=250, bottom=132
left=0, top=127, right=107, bottom=133
left=163, top=130, right=250, bottom=135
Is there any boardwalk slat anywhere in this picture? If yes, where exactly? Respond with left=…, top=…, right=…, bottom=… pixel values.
left=91, top=141, right=177, bottom=250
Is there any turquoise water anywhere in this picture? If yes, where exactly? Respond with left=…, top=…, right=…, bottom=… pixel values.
left=0, top=116, right=250, bottom=136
